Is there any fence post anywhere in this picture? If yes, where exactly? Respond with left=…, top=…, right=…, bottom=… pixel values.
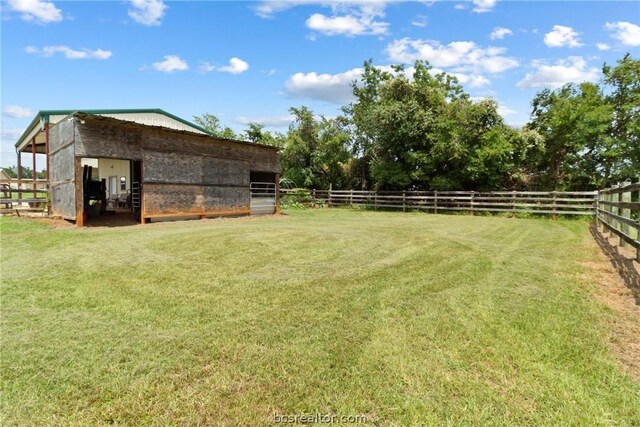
left=350, top=189, right=353, bottom=208
left=511, top=190, right=516, bottom=216
left=611, top=185, right=619, bottom=238
left=402, top=190, right=406, bottom=212
left=374, top=191, right=378, bottom=211
left=470, top=191, right=475, bottom=215
left=551, top=191, right=557, bottom=220
left=328, top=184, right=332, bottom=208
left=620, top=181, right=631, bottom=248
left=434, top=190, right=439, bottom=214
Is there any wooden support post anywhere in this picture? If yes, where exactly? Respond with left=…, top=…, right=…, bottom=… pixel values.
left=31, top=138, right=37, bottom=205
left=374, top=191, right=377, bottom=211
left=402, top=190, right=406, bottom=212
left=612, top=187, right=619, bottom=238
left=350, top=189, right=353, bottom=207
left=551, top=191, right=557, bottom=220
left=45, top=124, right=50, bottom=214
left=275, top=173, right=281, bottom=214
left=470, top=191, right=475, bottom=216
left=434, top=190, right=438, bottom=214
left=620, top=182, right=630, bottom=247
left=75, top=157, right=84, bottom=227
left=17, top=151, right=22, bottom=204
left=328, top=184, right=332, bottom=208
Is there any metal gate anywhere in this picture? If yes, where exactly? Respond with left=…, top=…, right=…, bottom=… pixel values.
left=250, top=182, right=276, bottom=215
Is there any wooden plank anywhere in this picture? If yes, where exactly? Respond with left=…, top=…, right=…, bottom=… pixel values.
left=146, top=208, right=250, bottom=219
left=597, top=200, right=640, bottom=210
left=597, top=208, right=640, bottom=230
left=599, top=182, right=640, bottom=194
left=599, top=216, right=640, bottom=249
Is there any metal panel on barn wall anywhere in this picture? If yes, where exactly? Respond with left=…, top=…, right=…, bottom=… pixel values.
left=75, top=121, right=143, bottom=160
left=48, top=120, right=77, bottom=218
left=204, top=186, right=250, bottom=211
left=202, top=157, right=249, bottom=186
left=143, top=184, right=204, bottom=215
left=250, top=182, right=276, bottom=215
left=143, top=151, right=204, bottom=184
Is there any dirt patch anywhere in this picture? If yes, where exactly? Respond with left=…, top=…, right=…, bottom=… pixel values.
left=586, top=225, right=640, bottom=380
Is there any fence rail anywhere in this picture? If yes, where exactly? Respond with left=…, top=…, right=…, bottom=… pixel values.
left=596, top=181, right=640, bottom=261
left=1, top=179, right=49, bottom=213
left=281, top=188, right=598, bottom=217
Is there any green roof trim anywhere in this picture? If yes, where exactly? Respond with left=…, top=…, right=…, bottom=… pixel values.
left=15, top=108, right=215, bottom=149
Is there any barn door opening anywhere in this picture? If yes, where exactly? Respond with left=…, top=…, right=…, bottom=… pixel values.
left=250, top=171, right=276, bottom=215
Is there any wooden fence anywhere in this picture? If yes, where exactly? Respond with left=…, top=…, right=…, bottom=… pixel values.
left=0, top=179, right=49, bottom=214
left=281, top=189, right=598, bottom=217
left=597, top=182, right=640, bottom=262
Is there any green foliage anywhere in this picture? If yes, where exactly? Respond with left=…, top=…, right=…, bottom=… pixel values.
left=193, top=112, right=238, bottom=139
left=242, top=122, right=285, bottom=148
left=280, top=106, right=352, bottom=189
left=346, top=60, right=518, bottom=190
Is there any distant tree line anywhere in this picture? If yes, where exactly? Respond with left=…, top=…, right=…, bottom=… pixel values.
left=197, top=54, right=638, bottom=191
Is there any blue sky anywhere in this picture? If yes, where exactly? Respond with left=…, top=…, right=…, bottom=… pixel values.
left=1, top=0, right=639, bottom=167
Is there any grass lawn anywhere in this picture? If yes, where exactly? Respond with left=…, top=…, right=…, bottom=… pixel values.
left=1, top=209, right=639, bottom=425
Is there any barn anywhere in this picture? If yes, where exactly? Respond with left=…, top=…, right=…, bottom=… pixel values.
left=14, top=109, right=280, bottom=226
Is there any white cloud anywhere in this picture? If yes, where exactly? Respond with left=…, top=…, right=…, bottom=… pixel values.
left=543, top=25, right=583, bottom=48
left=219, top=57, right=250, bottom=74
left=3, top=105, right=35, bottom=118
left=451, top=73, right=491, bottom=88
left=151, top=55, right=188, bottom=73
left=25, top=45, right=112, bottom=60
left=198, top=62, right=215, bottom=73
left=517, top=56, right=600, bottom=89
left=285, top=68, right=363, bottom=104
left=7, top=0, right=62, bottom=24
left=605, top=21, right=640, bottom=47
left=234, top=115, right=293, bottom=127
left=305, top=3, right=389, bottom=37
left=490, top=27, right=513, bottom=40
left=411, top=15, right=428, bottom=27
left=596, top=43, right=610, bottom=51
left=128, top=0, right=167, bottom=26
left=200, top=58, right=249, bottom=74
left=454, top=3, right=467, bottom=10
left=386, top=38, right=519, bottom=74
left=472, top=0, right=497, bottom=13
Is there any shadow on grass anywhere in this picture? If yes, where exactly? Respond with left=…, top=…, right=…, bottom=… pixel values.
left=590, top=223, right=640, bottom=306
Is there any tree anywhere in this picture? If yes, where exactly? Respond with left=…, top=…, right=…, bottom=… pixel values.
left=602, top=54, right=640, bottom=184
left=345, top=60, right=517, bottom=191
left=280, top=106, right=352, bottom=189
left=527, top=83, right=613, bottom=190
left=193, top=113, right=238, bottom=139
left=242, top=122, right=285, bottom=148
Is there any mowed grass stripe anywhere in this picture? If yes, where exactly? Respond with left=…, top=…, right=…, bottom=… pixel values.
left=1, top=210, right=638, bottom=425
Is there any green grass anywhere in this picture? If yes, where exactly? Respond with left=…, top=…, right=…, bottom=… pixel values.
left=1, top=210, right=639, bottom=425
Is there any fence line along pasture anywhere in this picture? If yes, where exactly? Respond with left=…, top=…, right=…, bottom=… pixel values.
left=597, top=181, right=640, bottom=262
left=281, top=188, right=598, bottom=218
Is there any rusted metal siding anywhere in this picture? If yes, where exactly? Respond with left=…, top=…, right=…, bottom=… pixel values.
left=48, top=120, right=77, bottom=219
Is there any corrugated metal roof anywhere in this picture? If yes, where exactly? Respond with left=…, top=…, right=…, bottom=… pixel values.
left=15, top=108, right=214, bottom=151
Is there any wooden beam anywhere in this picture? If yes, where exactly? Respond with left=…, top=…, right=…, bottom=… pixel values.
left=75, top=157, right=84, bottom=227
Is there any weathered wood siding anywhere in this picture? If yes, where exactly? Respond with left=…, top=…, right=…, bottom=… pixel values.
left=71, top=115, right=279, bottom=219
left=48, top=120, right=76, bottom=219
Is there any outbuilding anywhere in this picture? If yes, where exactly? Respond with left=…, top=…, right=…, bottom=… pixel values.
left=14, top=109, right=280, bottom=226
